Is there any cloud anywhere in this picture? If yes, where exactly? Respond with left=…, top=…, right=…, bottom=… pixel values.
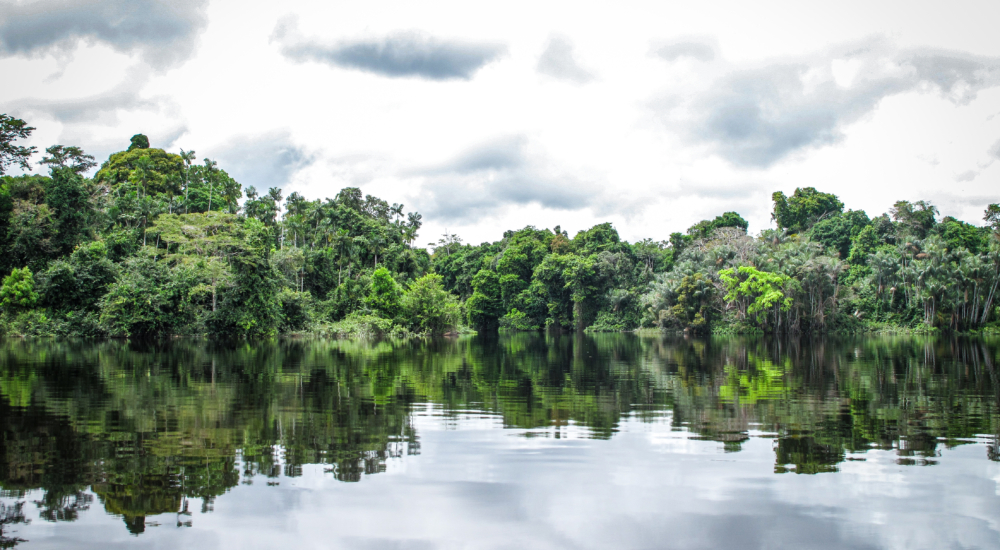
left=662, top=39, right=1000, bottom=168
left=408, top=135, right=599, bottom=221
left=0, top=0, right=209, bottom=69
left=6, top=67, right=160, bottom=123
left=954, top=170, right=979, bottom=182
left=654, top=38, right=717, bottom=62
left=989, top=138, right=1000, bottom=160
left=272, top=16, right=505, bottom=81
left=537, top=36, right=594, bottom=84
left=210, top=131, right=313, bottom=191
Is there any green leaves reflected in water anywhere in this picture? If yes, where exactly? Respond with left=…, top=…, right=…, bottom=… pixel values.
left=0, top=334, right=998, bottom=538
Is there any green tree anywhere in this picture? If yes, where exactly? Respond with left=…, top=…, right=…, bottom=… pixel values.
left=44, top=167, right=97, bottom=255
left=668, top=273, right=715, bottom=333
left=38, top=240, right=117, bottom=314
left=94, top=143, right=184, bottom=196
left=771, top=187, right=844, bottom=233
left=99, top=251, right=199, bottom=337
left=808, top=209, right=870, bottom=258
left=983, top=203, right=1000, bottom=237
left=0, top=267, right=39, bottom=313
left=466, top=269, right=503, bottom=330
left=400, top=273, right=461, bottom=334
left=39, top=145, right=97, bottom=174
left=687, top=211, right=750, bottom=239
left=0, top=114, right=37, bottom=175
left=207, top=219, right=282, bottom=338
left=891, top=200, right=938, bottom=240
left=719, top=266, right=793, bottom=329
left=128, top=134, right=150, bottom=151
left=150, top=211, right=245, bottom=312
left=365, top=266, right=402, bottom=319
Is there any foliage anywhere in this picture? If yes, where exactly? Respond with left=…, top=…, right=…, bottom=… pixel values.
left=466, top=269, right=503, bottom=330
left=400, top=273, right=461, bottom=334
left=207, top=219, right=282, bottom=338
left=687, top=211, right=749, bottom=239
left=771, top=187, right=844, bottom=233
left=365, top=267, right=402, bottom=319
left=40, top=145, right=97, bottom=174
left=719, top=266, right=792, bottom=330
left=0, top=267, right=39, bottom=314
left=99, top=251, right=198, bottom=337
left=668, top=273, right=715, bottom=333
left=321, top=311, right=406, bottom=339
left=95, top=145, right=185, bottom=196
left=1, top=114, right=998, bottom=339
left=891, top=200, right=939, bottom=239
left=0, top=114, right=37, bottom=175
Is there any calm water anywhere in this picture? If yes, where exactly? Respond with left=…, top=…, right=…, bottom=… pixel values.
left=1, top=334, right=999, bottom=549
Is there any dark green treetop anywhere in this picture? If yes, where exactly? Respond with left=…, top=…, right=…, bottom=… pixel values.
left=771, top=187, right=844, bottom=233
left=0, top=114, right=37, bottom=175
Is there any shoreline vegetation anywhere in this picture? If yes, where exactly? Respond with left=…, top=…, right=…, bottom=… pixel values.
left=1, top=116, right=999, bottom=339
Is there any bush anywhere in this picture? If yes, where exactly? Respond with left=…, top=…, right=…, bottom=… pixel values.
left=278, top=288, right=314, bottom=332
left=1, top=309, right=53, bottom=337
left=400, top=273, right=461, bottom=334
left=365, top=267, right=402, bottom=319
left=585, top=311, right=626, bottom=332
left=499, top=308, right=538, bottom=330
left=0, top=267, right=39, bottom=313
left=320, top=312, right=407, bottom=339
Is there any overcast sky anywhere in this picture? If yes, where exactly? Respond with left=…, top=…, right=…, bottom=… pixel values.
left=1, top=0, right=999, bottom=245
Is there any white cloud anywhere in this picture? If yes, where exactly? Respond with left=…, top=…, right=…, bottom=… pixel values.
left=2, top=0, right=1000, bottom=245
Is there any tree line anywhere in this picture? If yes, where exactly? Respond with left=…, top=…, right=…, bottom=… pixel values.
left=0, top=113, right=998, bottom=337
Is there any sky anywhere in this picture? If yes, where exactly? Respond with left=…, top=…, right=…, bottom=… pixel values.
left=1, top=0, right=999, bottom=246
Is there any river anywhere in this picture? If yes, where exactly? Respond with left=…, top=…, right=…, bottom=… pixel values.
left=1, top=334, right=998, bottom=549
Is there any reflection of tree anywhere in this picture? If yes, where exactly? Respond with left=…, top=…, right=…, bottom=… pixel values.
left=774, top=437, right=844, bottom=474
left=653, top=335, right=1000, bottom=472
left=0, top=339, right=421, bottom=533
left=0, top=333, right=998, bottom=539
left=0, top=501, right=28, bottom=548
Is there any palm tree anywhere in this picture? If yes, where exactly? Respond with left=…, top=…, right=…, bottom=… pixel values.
left=203, top=158, right=218, bottom=211
left=179, top=149, right=196, bottom=213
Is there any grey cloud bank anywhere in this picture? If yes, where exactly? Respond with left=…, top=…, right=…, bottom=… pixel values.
left=668, top=40, right=1000, bottom=168
left=955, top=170, right=978, bottom=182
left=537, top=36, right=595, bottom=84
left=654, top=38, right=717, bottom=62
left=272, top=17, right=506, bottom=81
left=211, top=131, right=312, bottom=191
left=0, top=0, right=208, bottom=68
left=7, top=67, right=158, bottom=123
left=989, top=138, right=1000, bottom=160
left=410, top=135, right=598, bottom=221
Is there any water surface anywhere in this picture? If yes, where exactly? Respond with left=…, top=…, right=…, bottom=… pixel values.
left=1, top=334, right=999, bottom=549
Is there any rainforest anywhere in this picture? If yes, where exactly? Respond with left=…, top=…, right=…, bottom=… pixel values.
left=1, top=115, right=999, bottom=338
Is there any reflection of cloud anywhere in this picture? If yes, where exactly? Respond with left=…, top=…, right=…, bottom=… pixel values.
left=537, top=36, right=594, bottom=84
left=271, top=16, right=505, bottom=81
left=0, top=0, right=209, bottom=69
left=654, top=38, right=717, bottom=62
left=661, top=39, right=1000, bottom=168
left=408, top=135, right=599, bottom=221
left=210, top=131, right=313, bottom=190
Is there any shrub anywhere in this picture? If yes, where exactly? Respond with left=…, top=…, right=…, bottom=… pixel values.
left=400, top=274, right=460, bottom=334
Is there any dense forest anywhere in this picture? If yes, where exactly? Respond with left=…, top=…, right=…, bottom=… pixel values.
left=1, top=113, right=998, bottom=338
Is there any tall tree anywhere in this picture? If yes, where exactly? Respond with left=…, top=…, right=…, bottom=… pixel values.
left=0, top=114, right=37, bottom=175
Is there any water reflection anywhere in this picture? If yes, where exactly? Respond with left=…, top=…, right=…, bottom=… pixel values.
left=0, top=333, right=998, bottom=543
